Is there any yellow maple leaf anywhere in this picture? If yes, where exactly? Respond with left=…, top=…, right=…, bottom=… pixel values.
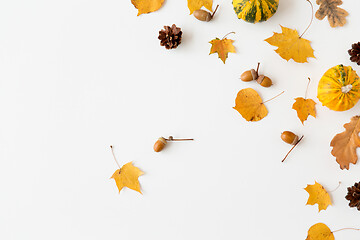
left=304, top=182, right=332, bottom=212
left=209, top=36, right=236, bottom=64
left=233, top=88, right=268, bottom=122
left=111, top=162, right=144, bottom=194
left=131, top=0, right=165, bottom=16
left=265, top=25, right=315, bottom=63
left=306, top=223, right=334, bottom=240
left=188, top=0, right=212, bottom=14
left=292, top=97, right=316, bottom=124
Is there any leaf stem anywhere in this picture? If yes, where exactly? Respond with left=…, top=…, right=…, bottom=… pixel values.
left=262, top=91, right=285, bottom=104
left=305, top=77, right=311, bottom=99
left=332, top=228, right=360, bottom=233
left=110, top=145, right=121, bottom=169
left=222, top=32, right=235, bottom=40
left=211, top=5, right=219, bottom=17
left=300, top=0, right=314, bottom=38
left=282, top=135, right=304, bottom=162
left=329, top=181, right=341, bottom=192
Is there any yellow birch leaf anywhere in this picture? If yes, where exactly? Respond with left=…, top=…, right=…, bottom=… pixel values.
left=292, top=97, right=316, bottom=124
left=306, top=223, right=334, bottom=240
left=209, top=37, right=236, bottom=64
left=305, top=182, right=332, bottom=212
left=188, top=0, right=213, bottom=14
left=233, top=88, right=268, bottom=122
left=110, top=162, right=144, bottom=194
left=265, top=25, right=315, bottom=63
left=131, top=0, right=165, bottom=16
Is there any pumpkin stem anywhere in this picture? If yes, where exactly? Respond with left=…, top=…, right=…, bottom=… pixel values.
left=299, top=0, right=314, bottom=38
left=110, top=145, right=121, bottom=169
left=341, top=84, right=353, bottom=93
left=222, top=32, right=235, bottom=40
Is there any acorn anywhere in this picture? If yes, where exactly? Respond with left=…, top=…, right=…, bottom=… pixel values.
left=241, top=69, right=258, bottom=82
left=193, top=5, right=219, bottom=22
left=154, top=137, right=167, bottom=152
left=281, top=131, right=304, bottom=162
left=281, top=131, right=299, bottom=145
left=240, top=62, right=274, bottom=87
left=257, top=75, right=273, bottom=88
left=153, top=136, right=194, bottom=152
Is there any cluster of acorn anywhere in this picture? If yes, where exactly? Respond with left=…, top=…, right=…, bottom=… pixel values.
left=240, top=63, right=273, bottom=87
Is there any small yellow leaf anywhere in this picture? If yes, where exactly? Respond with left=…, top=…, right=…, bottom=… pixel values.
left=111, top=162, right=144, bottom=194
left=233, top=88, right=268, bottom=122
left=131, top=0, right=165, bottom=16
left=265, top=25, right=315, bottom=63
left=305, top=182, right=332, bottom=212
left=209, top=37, right=236, bottom=64
left=292, top=97, right=316, bottom=124
left=306, top=223, right=334, bottom=240
left=188, top=0, right=212, bottom=14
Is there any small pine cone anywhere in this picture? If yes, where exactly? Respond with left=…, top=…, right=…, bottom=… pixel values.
left=348, top=42, right=360, bottom=65
left=158, top=24, right=182, bottom=49
left=345, top=182, right=360, bottom=211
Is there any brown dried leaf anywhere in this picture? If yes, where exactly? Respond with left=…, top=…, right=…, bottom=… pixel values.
left=330, top=116, right=360, bottom=170
left=316, top=0, right=348, bottom=27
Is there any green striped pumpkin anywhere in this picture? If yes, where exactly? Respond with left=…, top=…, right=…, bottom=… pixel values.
left=233, top=0, right=279, bottom=23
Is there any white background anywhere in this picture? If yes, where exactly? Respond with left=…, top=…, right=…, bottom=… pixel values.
left=1, top=0, right=360, bottom=239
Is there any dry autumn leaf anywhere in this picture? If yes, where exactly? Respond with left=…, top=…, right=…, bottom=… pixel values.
left=188, top=0, right=212, bottom=14
left=131, top=0, right=165, bottom=16
left=305, top=182, right=332, bottom=212
left=316, top=0, right=348, bottom=28
left=306, top=223, right=334, bottom=240
left=330, top=116, right=360, bottom=170
left=111, top=162, right=144, bottom=194
left=293, top=98, right=316, bottom=124
left=265, top=26, right=315, bottom=63
left=209, top=33, right=236, bottom=64
left=233, top=88, right=268, bottom=122
left=109, top=146, right=144, bottom=194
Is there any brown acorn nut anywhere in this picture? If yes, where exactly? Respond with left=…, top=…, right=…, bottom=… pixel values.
left=241, top=69, right=258, bottom=82
left=257, top=75, right=273, bottom=87
left=193, top=5, right=219, bottom=22
left=153, top=137, right=167, bottom=152
left=281, top=131, right=299, bottom=145
left=153, top=136, right=194, bottom=152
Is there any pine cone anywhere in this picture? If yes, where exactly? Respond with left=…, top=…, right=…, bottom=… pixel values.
left=348, top=42, right=360, bottom=65
left=345, top=182, right=360, bottom=210
left=158, top=24, right=182, bottom=49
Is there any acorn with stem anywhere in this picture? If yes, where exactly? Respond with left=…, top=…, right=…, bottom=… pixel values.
left=193, top=5, right=219, bottom=22
left=240, top=62, right=273, bottom=87
left=281, top=131, right=303, bottom=162
left=154, top=136, right=194, bottom=152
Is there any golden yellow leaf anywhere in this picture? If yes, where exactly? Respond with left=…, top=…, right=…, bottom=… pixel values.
left=233, top=88, right=268, bottom=122
left=265, top=25, right=315, bottom=63
left=330, top=116, right=360, bottom=170
left=131, top=0, right=165, bottom=16
left=188, top=0, right=212, bottom=14
left=209, top=37, right=236, bottom=64
left=292, top=97, right=316, bottom=124
left=306, top=223, right=334, bottom=240
left=305, top=182, right=332, bottom=212
left=111, top=162, right=144, bottom=194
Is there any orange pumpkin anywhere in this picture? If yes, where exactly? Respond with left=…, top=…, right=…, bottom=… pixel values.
left=317, top=64, right=360, bottom=111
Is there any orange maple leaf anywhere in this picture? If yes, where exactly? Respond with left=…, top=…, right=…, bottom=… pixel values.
left=292, top=97, right=316, bottom=124
left=209, top=34, right=236, bottom=64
